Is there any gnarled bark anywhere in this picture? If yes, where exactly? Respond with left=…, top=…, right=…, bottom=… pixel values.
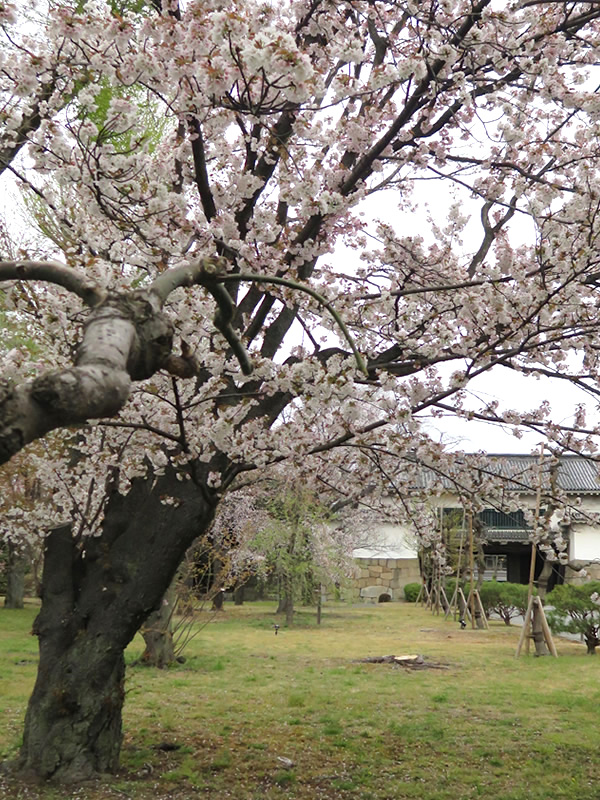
left=16, top=467, right=217, bottom=782
left=585, top=628, right=600, bottom=654
left=0, top=258, right=229, bottom=467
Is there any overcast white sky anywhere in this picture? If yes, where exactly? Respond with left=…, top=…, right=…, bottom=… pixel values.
left=421, top=370, right=592, bottom=454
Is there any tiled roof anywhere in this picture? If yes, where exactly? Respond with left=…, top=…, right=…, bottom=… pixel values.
left=481, top=454, right=600, bottom=494
left=484, top=528, right=531, bottom=543
left=416, top=454, right=600, bottom=495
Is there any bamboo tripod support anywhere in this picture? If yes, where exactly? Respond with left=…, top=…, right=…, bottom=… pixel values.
left=515, top=595, right=558, bottom=658
left=445, top=590, right=457, bottom=620
left=431, top=584, right=450, bottom=615
left=457, top=587, right=472, bottom=622
left=468, top=507, right=476, bottom=628
left=517, top=444, right=556, bottom=656
left=416, top=580, right=431, bottom=606
left=465, top=588, right=489, bottom=629
left=440, top=585, right=450, bottom=614
left=446, top=508, right=467, bottom=621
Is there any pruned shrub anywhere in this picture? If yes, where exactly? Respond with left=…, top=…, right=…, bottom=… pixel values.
left=547, top=581, right=600, bottom=654
left=403, top=583, right=421, bottom=602
left=478, top=581, right=530, bottom=625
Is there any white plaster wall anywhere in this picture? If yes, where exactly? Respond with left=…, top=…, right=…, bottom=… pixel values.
left=352, top=523, right=418, bottom=560
left=355, top=495, right=600, bottom=562
left=570, top=524, right=600, bottom=561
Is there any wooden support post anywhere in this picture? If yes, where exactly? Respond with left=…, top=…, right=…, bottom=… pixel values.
left=516, top=595, right=557, bottom=658
left=435, top=562, right=442, bottom=615
left=466, top=588, right=487, bottom=630
left=449, top=508, right=467, bottom=621
left=473, top=589, right=489, bottom=630
left=526, top=542, right=537, bottom=655
left=430, top=561, right=437, bottom=614
left=445, top=585, right=458, bottom=620
left=457, top=588, right=472, bottom=622
left=440, top=585, right=450, bottom=614
left=526, top=444, right=545, bottom=654
left=515, top=595, right=535, bottom=657
left=532, top=596, right=557, bottom=657
left=468, top=507, right=475, bottom=629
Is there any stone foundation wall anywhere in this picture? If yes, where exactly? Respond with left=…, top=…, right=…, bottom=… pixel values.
left=565, top=563, right=600, bottom=585
left=353, top=557, right=421, bottom=601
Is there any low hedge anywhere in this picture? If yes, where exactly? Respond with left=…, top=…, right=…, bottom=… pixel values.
left=403, top=582, right=421, bottom=602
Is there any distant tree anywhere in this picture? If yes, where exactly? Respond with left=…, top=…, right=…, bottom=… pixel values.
left=546, top=583, right=600, bottom=655
left=3, top=543, right=26, bottom=608
left=248, top=488, right=328, bottom=625
left=138, top=579, right=177, bottom=668
left=0, top=450, right=44, bottom=608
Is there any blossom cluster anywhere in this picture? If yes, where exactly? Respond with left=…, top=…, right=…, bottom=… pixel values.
left=3, top=0, right=600, bottom=563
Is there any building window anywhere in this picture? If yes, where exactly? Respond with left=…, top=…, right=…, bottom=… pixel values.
left=483, top=555, right=507, bottom=581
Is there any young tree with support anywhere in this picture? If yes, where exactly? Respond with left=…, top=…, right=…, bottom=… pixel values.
left=3, top=0, right=600, bottom=782
left=546, top=583, right=600, bottom=655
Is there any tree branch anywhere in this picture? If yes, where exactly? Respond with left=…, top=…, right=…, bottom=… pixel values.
left=0, top=290, right=174, bottom=465
left=188, top=117, right=217, bottom=222
left=217, top=272, right=368, bottom=376
left=0, top=260, right=106, bottom=307
left=0, top=82, right=58, bottom=180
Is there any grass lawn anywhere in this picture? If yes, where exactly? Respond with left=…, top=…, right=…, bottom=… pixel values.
left=0, top=599, right=598, bottom=799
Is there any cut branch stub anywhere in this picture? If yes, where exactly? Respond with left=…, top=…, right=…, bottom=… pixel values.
left=116, top=292, right=174, bottom=380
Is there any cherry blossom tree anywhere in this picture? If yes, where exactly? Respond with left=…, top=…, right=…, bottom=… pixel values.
left=0, top=451, right=44, bottom=607
left=3, top=0, right=600, bottom=782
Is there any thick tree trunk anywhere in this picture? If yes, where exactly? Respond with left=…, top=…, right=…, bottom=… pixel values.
left=140, top=580, right=176, bottom=668
left=585, top=631, right=599, bottom=654
left=276, top=575, right=294, bottom=623
left=209, top=557, right=226, bottom=611
left=531, top=603, right=549, bottom=657
left=17, top=525, right=125, bottom=780
left=474, top=606, right=486, bottom=629
left=276, top=576, right=287, bottom=614
left=276, top=594, right=286, bottom=614
left=234, top=585, right=245, bottom=605
left=4, top=542, right=26, bottom=608
left=212, top=588, right=225, bottom=611
left=16, top=467, right=216, bottom=782
left=284, top=573, right=294, bottom=626
left=536, top=557, right=553, bottom=601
